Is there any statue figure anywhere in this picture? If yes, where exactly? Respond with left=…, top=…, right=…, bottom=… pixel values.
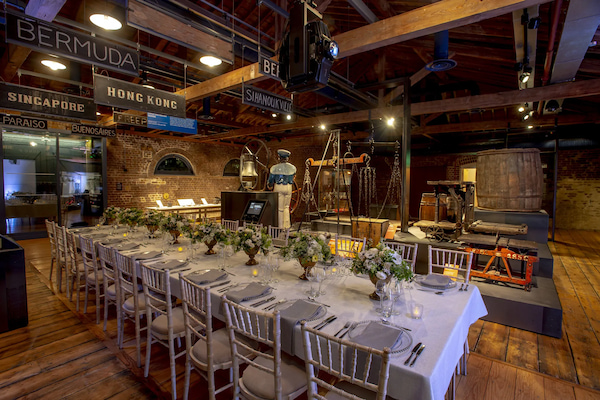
left=268, top=149, right=296, bottom=228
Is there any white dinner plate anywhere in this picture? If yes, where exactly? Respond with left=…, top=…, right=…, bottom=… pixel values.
left=347, top=320, right=413, bottom=354
left=414, top=274, right=458, bottom=291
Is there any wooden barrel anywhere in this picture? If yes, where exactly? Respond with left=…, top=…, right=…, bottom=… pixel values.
left=476, top=148, right=543, bottom=211
left=419, top=193, right=447, bottom=221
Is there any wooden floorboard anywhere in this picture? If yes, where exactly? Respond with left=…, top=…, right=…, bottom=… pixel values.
left=4, top=231, right=600, bottom=399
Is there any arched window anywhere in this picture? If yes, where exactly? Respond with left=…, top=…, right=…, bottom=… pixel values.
left=223, top=158, right=240, bottom=176
left=154, top=154, right=194, bottom=175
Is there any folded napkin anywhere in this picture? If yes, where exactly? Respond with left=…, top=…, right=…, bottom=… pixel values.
left=421, top=274, right=452, bottom=289
left=112, top=242, right=140, bottom=251
left=226, top=283, right=271, bottom=304
left=186, top=269, right=227, bottom=285
left=98, top=238, right=122, bottom=245
left=152, top=259, right=188, bottom=270
left=130, top=250, right=162, bottom=260
left=279, top=300, right=324, bottom=354
left=348, top=322, right=403, bottom=383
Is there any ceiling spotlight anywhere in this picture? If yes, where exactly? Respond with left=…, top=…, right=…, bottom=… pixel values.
left=320, top=124, right=326, bottom=130
left=523, top=113, right=530, bottom=120
left=41, top=59, right=66, bottom=71
left=200, top=56, right=222, bottom=67
left=272, top=113, right=277, bottom=118
left=519, top=66, right=533, bottom=83
left=518, top=105, right=525, bottom=113
left=140, top=71, right=154, bottom=89
left=527, top=125, right=534, bottom=129
left=30, top=141, right=37, bottom=147
left=545, top=99, right=560, bottom=112
left=89, top=14, right=122, bottom=30
left=387, top=117, right=395, bottom=127
left=96, top=111, right=101, bottom=116
left=286, top=114, right=292, bottom=120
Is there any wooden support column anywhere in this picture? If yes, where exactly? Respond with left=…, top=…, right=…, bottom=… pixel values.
left=401, top=78, right=411, bottom=233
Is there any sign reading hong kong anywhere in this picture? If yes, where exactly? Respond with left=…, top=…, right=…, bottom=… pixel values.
left=0, top=83, right=96, bottom=121
left=94, top=74, right=185, bottom=118
left=6, top=11, right=139, bottom=76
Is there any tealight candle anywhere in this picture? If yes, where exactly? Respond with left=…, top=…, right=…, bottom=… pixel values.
left=252, top=268, right=259, bottom=277
left=123, top=233, right=127, bottom=237
left=410, top=301, right=424, bottom=319
left=178, top=246, right=183, bottom=252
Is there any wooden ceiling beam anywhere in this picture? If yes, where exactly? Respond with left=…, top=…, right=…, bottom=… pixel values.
left=193, top=78, right=600, bottom=142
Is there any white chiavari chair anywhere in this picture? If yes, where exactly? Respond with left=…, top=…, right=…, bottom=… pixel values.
left=140, top=263, right=186, bottom=400
left=97, top=243, right=120, bottom=332
left=54, top=224, right=69, bottom=295
left=427, top=245, right=473, bottom=283
left=383, top=240, right=419, bottom=272
left=79, top=235, right=104, bottom=324
left=179, top=274, right=235, bottom=400
left=45, top=219, right=58, bottom=283
left=301, top=321, right=393, bottom=400
left=221, top=219, right=240, bottom=231
left=66, top=231, right=85, bottom=310
left=242, top=221, right=263, bottom=230
left=335, top=235, right=366, bottom=259
left=268, top=226, right=290, bottom=248
left=222, top=296, right=307, bottom=400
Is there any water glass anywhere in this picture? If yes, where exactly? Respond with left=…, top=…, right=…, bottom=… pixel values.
left=259, top=264, right=273, bottom=284
left=380, top=292, right=394, bottom=323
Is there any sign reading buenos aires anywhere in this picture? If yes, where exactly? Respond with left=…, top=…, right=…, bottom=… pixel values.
left=6, top=11, right=139, bottom=76
left=1, top=114, right=48, bottom=130
left=242, top=83, right=292, bottom=114
left=71, top=124, right=116, bottom=137
left=0, top=83, right=96, bottom=121
left=94, top=74, right=185, bottom=118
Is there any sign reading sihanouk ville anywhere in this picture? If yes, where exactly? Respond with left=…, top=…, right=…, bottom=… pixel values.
left=242, top=84, right=292, bottom=114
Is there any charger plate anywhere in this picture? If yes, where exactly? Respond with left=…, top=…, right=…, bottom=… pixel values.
left=274, top=299, right=327, bottom=322
left=346, top=320, right=413, bottom=354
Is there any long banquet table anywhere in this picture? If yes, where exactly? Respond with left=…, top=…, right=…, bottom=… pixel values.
left=80, top=227, right=487, bottom=400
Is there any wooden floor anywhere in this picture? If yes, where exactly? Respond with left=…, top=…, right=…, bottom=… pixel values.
left=3, top=230, right=600, bottom=399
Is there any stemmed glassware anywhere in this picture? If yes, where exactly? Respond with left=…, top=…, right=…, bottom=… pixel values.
left=375, top=279, right=388, bottom=314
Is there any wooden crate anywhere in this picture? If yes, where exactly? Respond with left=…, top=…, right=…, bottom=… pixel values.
left=351, top=218, right=390, bottom=245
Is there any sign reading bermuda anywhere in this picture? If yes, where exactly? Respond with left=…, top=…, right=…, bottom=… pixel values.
left=6, top=11, right=139, bottom=76
left=94, top=74, right=185, bottom=118
left=0, top=83, right=96, bottom=121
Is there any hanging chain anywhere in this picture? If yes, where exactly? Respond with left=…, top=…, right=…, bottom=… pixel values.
left=377, top=141, right=402, bottom=219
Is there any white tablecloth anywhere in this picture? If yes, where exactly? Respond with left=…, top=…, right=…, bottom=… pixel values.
left=87, top=229, right=487, bottom=400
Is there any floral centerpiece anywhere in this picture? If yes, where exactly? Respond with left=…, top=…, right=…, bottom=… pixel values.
left=187, top=220, right=231, bottom=254
left=144, top=210, right=163, bottom=236
left=280, top=231, right=333, bottom=280
left=351, top=243, right=413, bottom=299
left=102, top=206, right=121, bottom=224
left=232, top=225, right=272, bottom=265
left=117, top=207, right=146, bottom=228
left=159, top=213, right=190, bottom=244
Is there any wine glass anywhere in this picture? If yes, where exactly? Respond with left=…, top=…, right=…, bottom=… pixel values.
left=375, top=279, right=388, bottom=314
left=306, top=267, right=325, bottom=301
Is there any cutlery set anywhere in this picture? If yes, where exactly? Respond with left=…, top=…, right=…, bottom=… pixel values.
left=263, top=299, right=287, bottom=311
left=404, top=342, right=426, bottom=367
left=250, top=296, right=276, bottom=307
left=314, top=315, right=337, bottom=330
left=460, top=284, right=469, bottom=291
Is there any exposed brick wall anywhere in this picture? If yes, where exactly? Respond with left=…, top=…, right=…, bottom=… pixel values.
left=555, top=148, right=600, bottom=230
left=106, top=133, right=240, bottom=208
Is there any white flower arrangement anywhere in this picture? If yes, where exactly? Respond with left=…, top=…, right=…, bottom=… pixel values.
left=351, top=243, right=413, bottom=281
left=232, top=225, right=272, bottom=253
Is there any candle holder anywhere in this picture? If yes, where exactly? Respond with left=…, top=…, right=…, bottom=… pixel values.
left=409, top=300, right=424, bottom=319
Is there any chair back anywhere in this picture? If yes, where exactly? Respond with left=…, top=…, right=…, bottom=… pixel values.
left=335, top=235, right=366, bottom=258
left=139, top=262, right=173, bottom=320
left=268, top=226, right=290, bottom=247
left=222, top=296, right=283, bottom=399
left=65, top=231, right=79, bottom=269
left=79, top=235, right=100, bottom=280
left=114, top=250, right=139, bottom=303
left=97, top=243, right=117, bottom=287
left=301, top=322, right=392, bottom=400
left=427, top=245, right=473, bottom=283
left=55, top=224, right=68, bottom=267
left=383, top=240, right=418, bottom=272
left=221, top=219, right=240, bottom=231
left=45, top=219, right=57, bottom=255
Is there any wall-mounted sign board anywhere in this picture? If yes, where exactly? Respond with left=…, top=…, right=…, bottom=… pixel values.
left=71, top=124, right=116, bottom=137
left=0, top=83, right=96, bottom=121
left=147, top=113, right=197, bottom=134
left=94, top=74, right=185, bottom=118
left=259, top=56, right=280, bottom=81
left=0, top=114, right=48, bottom=130
left=113, top=112, right=147, bottom=127
left=242, top=83, right=292, bottom=114
left=6, top=11, right=139, bottom=76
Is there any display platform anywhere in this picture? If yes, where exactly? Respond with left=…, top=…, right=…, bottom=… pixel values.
left=473, top=276, right=562, bottom=338
left=474, top=208, right=549, bottom=244
left=311, top=217, right=353, bottom=236
left=221, top=191, right=278, bottom=227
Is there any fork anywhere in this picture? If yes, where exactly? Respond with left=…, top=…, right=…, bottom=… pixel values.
left=334, top=321, right=351, bottom=337
left=459, top=284, right=464, bottom=291
left=339, top=322, right=357, bottom=338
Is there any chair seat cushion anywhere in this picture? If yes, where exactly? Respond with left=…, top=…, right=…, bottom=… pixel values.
left=190, top=329, right=255, bottom=367
left=86, top=273, right=103, bottom=283
left=241, top=354, right=306, bottom=399
left=151, top=307, right=186, bottom=336
left=325, top=381, right=379, bottom=400
left=106, top=284, right=117, bottom=299
left=122, top=291, right=162, bottom=313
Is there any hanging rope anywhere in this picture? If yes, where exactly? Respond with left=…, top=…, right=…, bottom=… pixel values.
left=377, top=141, right=402, bottom=219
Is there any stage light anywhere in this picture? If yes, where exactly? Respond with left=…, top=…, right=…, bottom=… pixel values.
left=200, top=56, right=222, bottom=67
left=90, top=14, right=122, bottom=30
left=523, top=113, right=530, bottom=120
left=527, top=125, right=534, bottom=129
left=519, top=66, right=533, bottom=84
left=387, top=117, right=395, bottom=127
left=320, top=124, right=326, bottom=130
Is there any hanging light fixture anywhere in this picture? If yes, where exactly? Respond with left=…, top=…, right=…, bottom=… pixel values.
left=140, top=71, right=154, bottom=89
left=519, top=66, right=532, bottom=83
left=41, top=59, right=66, bottom=71
left=90, top=13, right=122, bottom=30
left=200, top=56, right=222, bottom=67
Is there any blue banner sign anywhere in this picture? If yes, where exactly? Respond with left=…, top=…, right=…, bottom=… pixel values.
left=147, top=113, right=197, bottom=134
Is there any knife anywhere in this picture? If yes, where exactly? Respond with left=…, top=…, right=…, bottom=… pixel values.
left=315, top=316, right=337, bottom=331
left=410, top=344, right=426, bottom=367
left=208, top=280, right=231, bottom=289
left=404, top=342, right=422, bottom=365
left=250, top=296, right=276, bottom=307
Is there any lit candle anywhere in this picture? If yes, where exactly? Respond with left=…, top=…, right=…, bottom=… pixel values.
left=252, top=268, right=259, bottom=277
left=410, top=301, right=424, bottom=319
left=178, top=246, right=183, bottom=252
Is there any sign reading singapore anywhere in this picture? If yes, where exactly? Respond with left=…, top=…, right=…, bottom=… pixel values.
left=6, top=11, right=139, bottom=76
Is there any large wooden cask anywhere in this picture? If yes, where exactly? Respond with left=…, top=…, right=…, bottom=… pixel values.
left=476, top=148, right=543, bottom=211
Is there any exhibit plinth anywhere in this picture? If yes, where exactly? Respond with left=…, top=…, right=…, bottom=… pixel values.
left=0, top=235, right=28, bottom=333
left=221, top=191, right=278, bottom=227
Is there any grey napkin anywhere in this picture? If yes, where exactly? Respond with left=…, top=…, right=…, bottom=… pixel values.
left=226, top=283, right=271, bottom=304
left=99, top=238, right=122, bottom=245
left=186, top=269, right=227, bottom=284
left=152, top=259, right=187, bottom=270
left=112, top=242, right=139, bottom=251
left=130, top=250, right=162, bottom=260
left=347, top=322, right=403, bottom=384
left=279, top=300, right=324, bottom=354
left=422, top=274, right=452, bottom=289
